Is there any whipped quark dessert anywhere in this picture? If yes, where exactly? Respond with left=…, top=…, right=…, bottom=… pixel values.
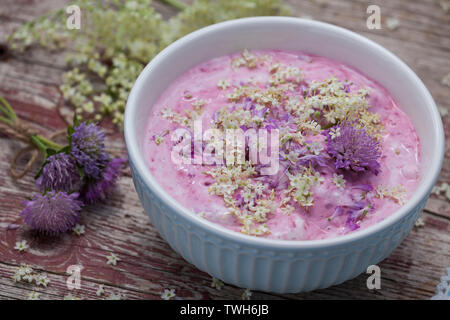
left=144, top=50, right=420, bottom=240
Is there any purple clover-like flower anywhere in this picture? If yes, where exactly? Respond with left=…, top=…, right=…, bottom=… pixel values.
left=20, top=191, right=82, bottom=235
left=80, top=157, right=126, bottom=204
left=71, top=122, right=109, bottom=179
left=36, top=153, right=80, bottom=192
left=324, top=123, right=381, bottom=174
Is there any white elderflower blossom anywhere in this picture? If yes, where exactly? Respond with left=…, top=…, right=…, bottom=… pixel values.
left=106, top=253, right=121, bottom=266
left=96, top=284, right=105, bottom=296
left=332, top=173, right=346, bottom=189
left=14, top=240, right=29, bottom=252
left=161, top=289, right=176, bottom=300
left=432, top=182, right=450, bottom=201
left=36, top=274, right=50, bottom=287
left=217, top=79, right=230, bottom=90
left=23, top=273, right=35, bottom=283
left=211, top=277, right=224, bottom=290
left=376, top=184, right=407, bottom=205
left=192, top=99, right=207, bottom=111
left=241, top=288, right=252, bottom=300
left=414, top=217, right=425, bottom=228
left=441, top=73, right=450, bottom=87
left=72, top=224, right=85, bottom=236
left=329, top=127, right=341, bottom=139
left=307, top=141, right=323, bottom=155
left=27, top=291, right=41, bottom=300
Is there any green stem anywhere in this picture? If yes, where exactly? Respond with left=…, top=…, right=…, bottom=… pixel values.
left=0, top=115, right=13, bottom=126
left=35, top=135, right=63, bottom=150
left=0, top=96, right=17, bottom=121
left=161, top=0, right=187, bottom=10
left=30, top=135, right=48, bottom=155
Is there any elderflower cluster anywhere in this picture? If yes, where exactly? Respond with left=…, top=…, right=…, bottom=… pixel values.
left=8, top=0, right=290, bottom=128
left=285, top=168, right=324, bottom=208
left=432, top=182, right=450, bottom=201
left=303, top=78, right=383, bottom=138
left=160, top=105, right=204, bottom=129
left=231, top=49, right=260, bottom=69
left=205, top=163, right=274, bottom=235
left=376, top=184, right=407, bottom=205
left=12, top=265, right=50, bottom=287
left=268, top=64, right=303, bottom=88
left=214, top=105, right=255, bottom=129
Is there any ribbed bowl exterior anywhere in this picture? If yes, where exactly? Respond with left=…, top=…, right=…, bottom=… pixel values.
left=129, top=158, right=427, bottom=293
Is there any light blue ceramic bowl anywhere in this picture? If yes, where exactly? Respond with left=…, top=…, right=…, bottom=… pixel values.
left=125, top=17, right=444, bottom=293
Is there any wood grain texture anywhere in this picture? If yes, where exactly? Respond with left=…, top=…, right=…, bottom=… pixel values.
left=0, top=0, right=449, bottom=300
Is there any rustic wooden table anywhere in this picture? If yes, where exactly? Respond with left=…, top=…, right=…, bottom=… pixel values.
left=0, top=0, right=448, bottom=300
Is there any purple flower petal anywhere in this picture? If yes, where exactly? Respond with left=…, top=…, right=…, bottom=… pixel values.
left=80, top=157, right=126, bottom=204
left=71, top=122, right=110, bottom=179
left=36, top=153, right=80, bottom=192
left=324, top=122, right=381, bottom=174
left=20, top=191, right=82, bottom=235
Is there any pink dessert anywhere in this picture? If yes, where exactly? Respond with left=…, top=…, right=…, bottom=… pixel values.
left=144, top=50, right=420, bottom=241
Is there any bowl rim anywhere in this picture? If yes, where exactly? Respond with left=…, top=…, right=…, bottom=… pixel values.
left=124, top=16, right=444, bottom=249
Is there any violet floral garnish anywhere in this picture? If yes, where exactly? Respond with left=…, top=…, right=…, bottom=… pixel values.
left=36, top=153, right=80, bottom=192
left=5, top=112, right=126, bottom=235
left=345, top=200, right=374, bottom=232
left=330, top=200, right=374, bottom=232
left=71, top=122, right=109, bottom=179
left=297, top=153, right=328, bottom=168
left=81, top=157, right=126, bottom=204
left=20, top=191, right=82, bottom=235
left=324, top=122, right=381, bottom=174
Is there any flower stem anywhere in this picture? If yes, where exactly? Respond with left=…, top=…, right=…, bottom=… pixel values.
left=35, top=135, right=63, bottom=150
left=0, top=115, right=13, bottom=126
left=30, top=135, right=48, bottom=155
left=0, top=96, right=17, bottom=122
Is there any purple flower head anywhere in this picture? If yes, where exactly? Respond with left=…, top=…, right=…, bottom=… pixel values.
left=20, top=191, right=82, bottom=235
left=71, top=122, right=109, bottom=179
left=36, top=153, right=80, bottom=192
left=81, top=157, right=126, bottom=204
left=324, top=123, right=381, bottom=174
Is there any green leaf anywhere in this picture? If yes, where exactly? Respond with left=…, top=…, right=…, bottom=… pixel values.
left=58, top=145, right=71, bottom=154
left=46, top=148, right=57, bottom=157
left=67, top=125, right=74, bottom=145
left=73, top=113, right=79, bottom=127
left=67, top=125, right=74, bottom=136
